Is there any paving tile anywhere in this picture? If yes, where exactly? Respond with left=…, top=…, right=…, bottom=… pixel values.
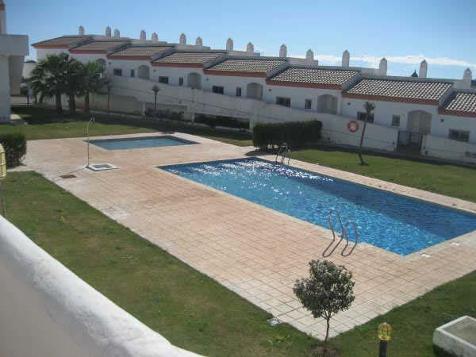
left=22, top=132, right=476, bottom=340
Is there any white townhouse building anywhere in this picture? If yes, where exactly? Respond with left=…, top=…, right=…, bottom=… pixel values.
left=32, top=27, right=476, bottom=164
left=0, top=0, right=28, bottom=122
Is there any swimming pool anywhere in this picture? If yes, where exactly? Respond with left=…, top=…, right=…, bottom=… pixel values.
left=89, top=136, right=196, bottom=150
left=162, top=158, right=476, bottom=255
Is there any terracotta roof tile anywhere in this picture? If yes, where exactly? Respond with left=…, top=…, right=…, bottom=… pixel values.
left=109, top=46, right=172, bottom=59
left=345, top=78, right=452, bottom=102
left=269, top=67, right=359, bottom=88
left=70, top=40, right=129, bottom=53
left=206, top=58, right=286, bottom=75
left=443, top=92, right=476, bottom=116
left=153, top=52, right=225, bottom=66
left=32, top=36, right=92, bottom=49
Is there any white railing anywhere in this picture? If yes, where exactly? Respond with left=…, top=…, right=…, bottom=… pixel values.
left=0, top=216, right=200, bottom=357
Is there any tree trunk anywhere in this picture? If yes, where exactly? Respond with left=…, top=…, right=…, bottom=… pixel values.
left=84, top=92, right=90, bottom=113
left=324, top=316, right=331, bottom=345
left=55, top=91, right=62, bottom=113
left=358, top=118, right=368, bottom=165
left=154, top=94, right=157, bottom=112
left=68, top=93, right=76, bottom=114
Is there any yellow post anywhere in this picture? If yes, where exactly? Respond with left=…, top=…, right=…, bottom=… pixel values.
left=378, top=322, right=392, bottom=357
left=0, top=144, right=6, bottom=180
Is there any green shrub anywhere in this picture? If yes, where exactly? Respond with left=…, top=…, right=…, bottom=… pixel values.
left=252, top=120, right=322, bottom=150
left=0, top=133, right=27, bottom=168
left=195, top=114, right=249, bottom=130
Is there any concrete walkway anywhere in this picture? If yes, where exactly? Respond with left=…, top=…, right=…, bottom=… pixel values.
left=23, top=132, right=476, bottom=339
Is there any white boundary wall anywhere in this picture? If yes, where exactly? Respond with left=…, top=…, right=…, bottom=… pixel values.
left=0, top=216, right=200, bottom=357
left=422, top=135, right=476, bottom=164
left=111, top=76, right=398, bottom=151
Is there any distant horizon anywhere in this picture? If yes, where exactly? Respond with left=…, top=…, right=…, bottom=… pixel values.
left=7, top=0, right=476, bottom=80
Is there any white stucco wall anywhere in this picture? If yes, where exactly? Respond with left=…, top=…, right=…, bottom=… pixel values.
left=422, top=135, right=476, bottom=164
left=203, top=74, right=267, bottom=98
left=0, top=216, right=200, bottom=357
left=265, top=85, right=342, bottom=112
left=341, top=97, right=439, bottom=130
left=36, top=47, right=68, bottom=60
left=432, top=114, right=476, bottom=144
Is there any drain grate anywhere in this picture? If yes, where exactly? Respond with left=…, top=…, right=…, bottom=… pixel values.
left=87, top=163, right=118, bottom=172
left=60, top=174, right=77, bottom=179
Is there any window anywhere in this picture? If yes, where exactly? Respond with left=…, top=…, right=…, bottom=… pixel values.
left=130, top=69, right=135, bottom=78
left=391, top=115, right=400, bottom=127
left=236, top=87, right=242, bottom=97
left=212, top=86, right=224, bottom=94
left=448, top=129, right=470, bottom=142
left=113, top=68, right=122, bottom=76
left=276, top=97, right=291, bottom=107
left=158, top=76, right=169, bottom=84
left=357, top=111, right=374, bottom=123
left=179, top=77, right=184, bottom=86
left=305, top=99, right=312, bottom=110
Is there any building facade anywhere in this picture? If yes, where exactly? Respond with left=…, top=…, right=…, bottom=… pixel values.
left=33, top=26, right=476, bottom=163
left=0, top=1, right=29, bottom=122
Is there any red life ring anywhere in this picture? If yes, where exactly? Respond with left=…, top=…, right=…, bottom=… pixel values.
left=347, top=120, right=359, bottom=133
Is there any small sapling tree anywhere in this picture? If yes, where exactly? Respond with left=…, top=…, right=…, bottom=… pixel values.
left=294, top=259, right=355, bottom=345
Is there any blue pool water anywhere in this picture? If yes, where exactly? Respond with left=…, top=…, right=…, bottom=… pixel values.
left=162, top=158, right=476, bottom=255
left=89, top=136, right=196, bottom=150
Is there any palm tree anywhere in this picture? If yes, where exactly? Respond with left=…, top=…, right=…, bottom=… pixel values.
left=152, top=85, right=160, bottom=112
left=64, top=58, right=85, bottom=114
left=29, top=53, right=70, bottom=113
left=81, top=61, right=106, bottom=113
left=357, top=101, right=375, bottom=165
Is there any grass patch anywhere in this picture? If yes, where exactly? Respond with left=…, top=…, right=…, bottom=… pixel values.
left=291, top=149, right=476, bottom=203
left=3, top=171, right=313, bottom=357
left=7, top=106, right=252, bottom=146
left=4, top=171, right=476, bottom=356
left=329, top=271, right=476, bottom=356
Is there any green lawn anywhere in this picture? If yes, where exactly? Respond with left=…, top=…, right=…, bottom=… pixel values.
left=291, top=149, right=476, bottom=203
left=4, top=171, right=476, bottom=356
left=6, top=106, right=253, bottom=146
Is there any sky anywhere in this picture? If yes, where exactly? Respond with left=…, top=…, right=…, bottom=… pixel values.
left=6, top=0, right=476, bottom=79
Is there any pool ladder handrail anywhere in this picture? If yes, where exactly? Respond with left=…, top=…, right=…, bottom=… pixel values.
left=322, top=210, right=359, bottom=257
left=275, top=143, right=291, bottom=165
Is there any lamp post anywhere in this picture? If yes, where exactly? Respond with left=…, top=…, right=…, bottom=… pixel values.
left=152, top=85, right=160, bottom=113
left=0, top=144, right=7, bottom=217
left=378, top=322, right=392, bottom=357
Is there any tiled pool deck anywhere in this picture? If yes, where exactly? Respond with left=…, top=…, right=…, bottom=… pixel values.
left=23, top=132, right=476, bottom=339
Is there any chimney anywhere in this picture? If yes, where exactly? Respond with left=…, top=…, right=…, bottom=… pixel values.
left=179, top=33, right=187, bottom=45
left=78, top=25, right=85, bottom=36
left=279, top=44, right=287, bottom=58
left=246, top=42, right=254, bottom=54
left=195, top=36, right=203, bottom=46
left=342, top=50, right=350, bottom=68
left=226, top=38, right=233, bottom=51
left=105, top=26, right=112, bottom=38
left=151, top=32, right=158, bottom=41
left=140, top=30, right=146, bottom=41
left=463, top=68, right=472, bottom=87
left=419, top=60, right=428, bottom=78
left=379, top=57, right=387, bottom=75
left=0, top=0, right=6, bottom=34
left=305, top=49, right=314, bottom=64
left=113, top=29, right=120, bottom=38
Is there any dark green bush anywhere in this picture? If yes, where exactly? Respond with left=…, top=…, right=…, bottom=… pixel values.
left=0, top=133, right=27, bottom=168
left=195, top=114, right=249, bottom=130
left=252, top=120, right=322, bottom=150
left=144, top=108, right=184, bottom=121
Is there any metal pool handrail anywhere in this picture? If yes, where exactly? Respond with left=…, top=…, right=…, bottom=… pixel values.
left=322, top=209, right=359, bottom=257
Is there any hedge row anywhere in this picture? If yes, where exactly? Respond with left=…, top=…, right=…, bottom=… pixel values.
left=252, top=120, right=322, bottom=149
left=144, top=108, right=184, bottom=121
left=0, top=133, right=27, bottom=168
left=195, top=114, right=249, bottom=130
